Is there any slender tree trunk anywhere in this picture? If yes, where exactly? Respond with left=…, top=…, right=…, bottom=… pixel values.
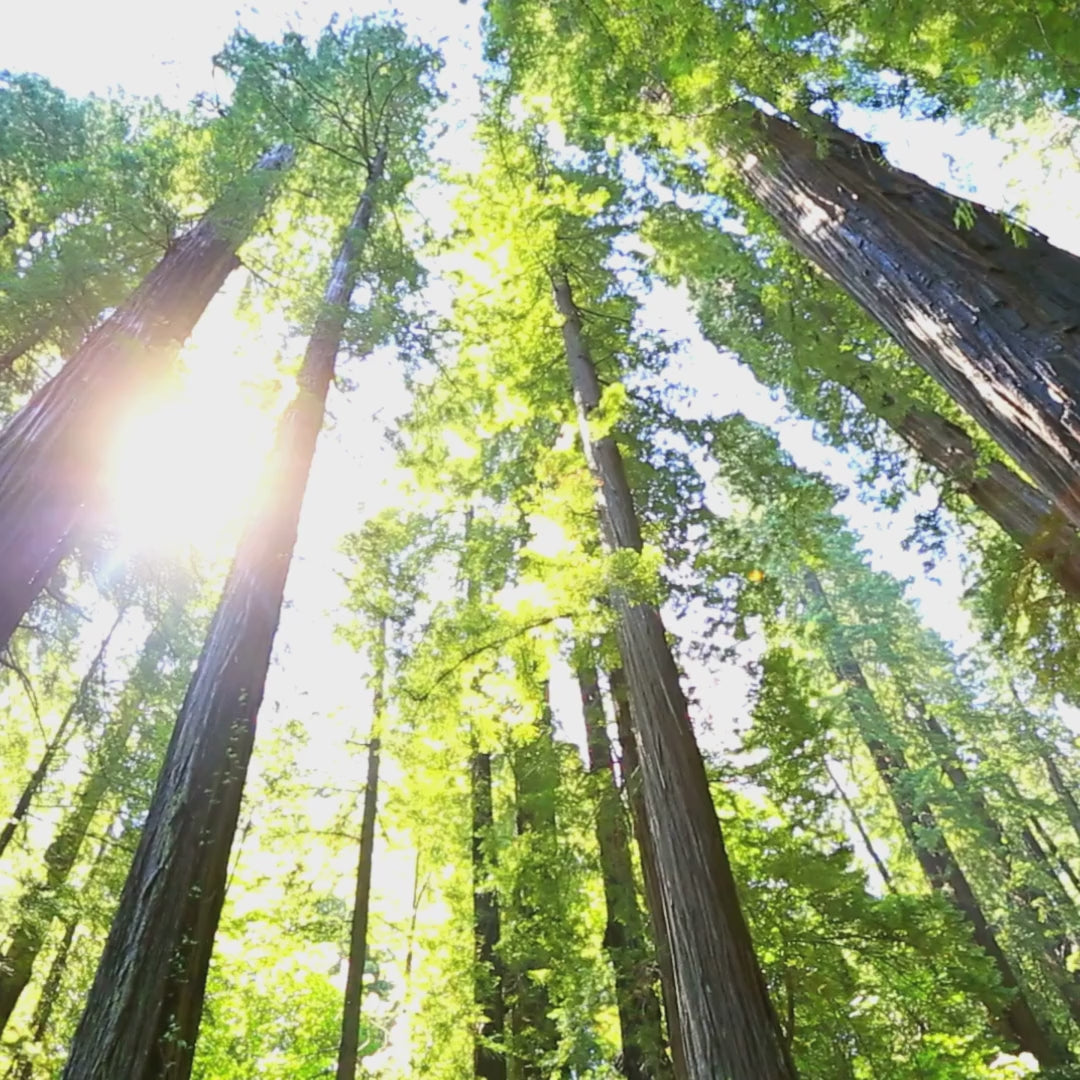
left=6, top=918, right=76, bottom=1080
left=577, top=663, right=670, bottom=1079
left=507, top=690, right=560, bottom=1079
left=61, top=152, right=383, bottom=1080
left=731, top=107, right=1080, bottom=528
left=821, top=758, right=894, bottom=893
left=0, top=145, right=292, bottom=654
left=1029, top=815, right=1080, bottom=896
left=472, top=748, right=507, bottom=1080
left=0, top=606, right=184, bottom=1032
left=609, top=667, right=686, bottom=1080
left=0, top=607, right=123, bottom=861
left=554, top=270, right=795, bottom=1080
left=911, top=701, right=1080, bottom=1022
left=803, top=570, right=1069, bottom=1066
left=335, top=618, right=386, bottom=1080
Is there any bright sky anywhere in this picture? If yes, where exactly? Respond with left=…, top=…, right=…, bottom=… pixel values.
left=5, top=2, right=1078, bottom=1067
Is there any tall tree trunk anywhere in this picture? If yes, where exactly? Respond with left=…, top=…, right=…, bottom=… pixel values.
left=472, top=748, right=507, bottom=1080
left=911, top=701, right=1080, bottom=1022
left=609, top=667, right=686, bottom=1080
left=554, top=270, right=795, bottom=1080
left=507, top=690, right=560, bottom=1079
left=577, top=663, right=670, bottom=1079
left=6, top=917, right=76, bottom=1080
left=732, top=107, right=1080, bottom=529
left=858, top=389, right=1080, bottom=597
left=0, top=606, right=181, bottom=1033
left=335, top=618, right=386, bottom=1080
left=0, top=607, right=123, bottom=861
left=821, top=757, right=894, bottom=893
left=1042, top=750, right=1080, bottom=851
left=61, top=153, right=383, bottom=1080
left=802, top=570, right=1069, bottom=1066
left=0, top=145, right=292, bottom=654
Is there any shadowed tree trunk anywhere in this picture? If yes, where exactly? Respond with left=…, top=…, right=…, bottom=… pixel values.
left=0, top=607, right=124, bottom=862
left=609, top=667, right=686, bottom=1080
left=732, top=107, right=1080, bottom=529
left=472, top=747, right=507, bottom=1080
left=0, top=145, right=292, bottom=654
left=910, top=700, right=1080, bottom=1023
left=61, top=151, right=384, bottom=1080
left=577, top=662, right=670, bottom=1079
left=507, top=689, right=561, bottom=1080
left=0, top=607, right=183, bottom=1033
left=335, top=618, right=386, bottom=1080
left=554, top=269, right=795, bottom=1080
left=1042, top=750, right=1080, bottom=852
left=803, top=569, right=1070, bottom=1067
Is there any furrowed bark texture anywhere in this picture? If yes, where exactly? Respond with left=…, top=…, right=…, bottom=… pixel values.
left=0, top=610, right=182, bottom=1032
left=610, top=668, right=686, bottom=1080
left=733, top=108, right=1080, bottom=527
left=554, top=271, right=795, bottom=1080
left=0, top=145, right=292, bottom=654
left=0, top=608, right=122, bottom=861
left=335, top=623, right=385, bottom=1080
left=803, top=570, right=1069, bottom=1066
left=472, top=749, right=507, bottom=1080
left=578, top=665, right=670, bottom=1080
left=62, top=158, right=381, bottom=1080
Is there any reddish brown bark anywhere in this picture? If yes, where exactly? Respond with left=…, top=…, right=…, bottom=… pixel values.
left=0, top=146, right=292, bottom=654
left=554, top=271, right=795, bottom=1079
left=61, top=154, right=383, bottom=1080
left=732, top=108, right=1080, bottom=529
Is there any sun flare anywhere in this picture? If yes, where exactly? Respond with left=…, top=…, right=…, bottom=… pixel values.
left=103, top=358, right=280, bottom=561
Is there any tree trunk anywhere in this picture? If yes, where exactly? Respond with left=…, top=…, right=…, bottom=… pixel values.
left=7, top=917, right=75, bottom=1080
left=335, top=619, right=386, bottom=1080
left=872, top=396, right=1080, bottom=596
left=507, top=690, right=561, bottom=1080
left=472, top=748, right=507, bottom=1080
left=732, top=107, right=1080, bottom=529
left=61, top=153, right=383, bottom=1080
left=577, top=663, right=670, bottom=1079
left=802, top=570, right=1069, bottom=1066
left=1042, top=750, right=1080, bottom=851
left=911, top=701, right=1080, bottom=1023
left=609, top=667, right=686, bottom=1080
left=0, top=145, right=292, bottom=654
left=0, top=607, right=123, bottom=861
left=821, top=757, right=894, bottom=893
left=554, top=270, right=795, bottom=1080
left=0, top=607, right=181, bottom=1033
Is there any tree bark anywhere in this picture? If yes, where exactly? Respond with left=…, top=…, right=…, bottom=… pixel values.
left=1042, top=750, right=1080, bottom=851
left=0, top=607, right=123, bottom=862
left=609, top=667, right=686, bottom=1080
left=335, top=619, right=386, bottom=1080
left=554, top=270, right=795, bottom=1080
left=507, top=690, right=560, bottom=1080
left=803, top=570, right=1070, bottom=1066
left=577, top=663, right=670, bottom=1079
left=61, top=152, right=383, bottom=1080
left=0, top=145, right=292, bottom=655
left=472, top=748, right=507, bottom=1080
left=732, top=107, right=1080, bottom=529
left=0, top=606, right=183, bottom=1033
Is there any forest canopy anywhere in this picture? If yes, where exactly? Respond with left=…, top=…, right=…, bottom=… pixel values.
left=4, top=1, right=1080, bottom=1078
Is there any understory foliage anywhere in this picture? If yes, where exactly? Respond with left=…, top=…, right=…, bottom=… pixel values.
left=5, top=2, right=1080, bottom=1078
